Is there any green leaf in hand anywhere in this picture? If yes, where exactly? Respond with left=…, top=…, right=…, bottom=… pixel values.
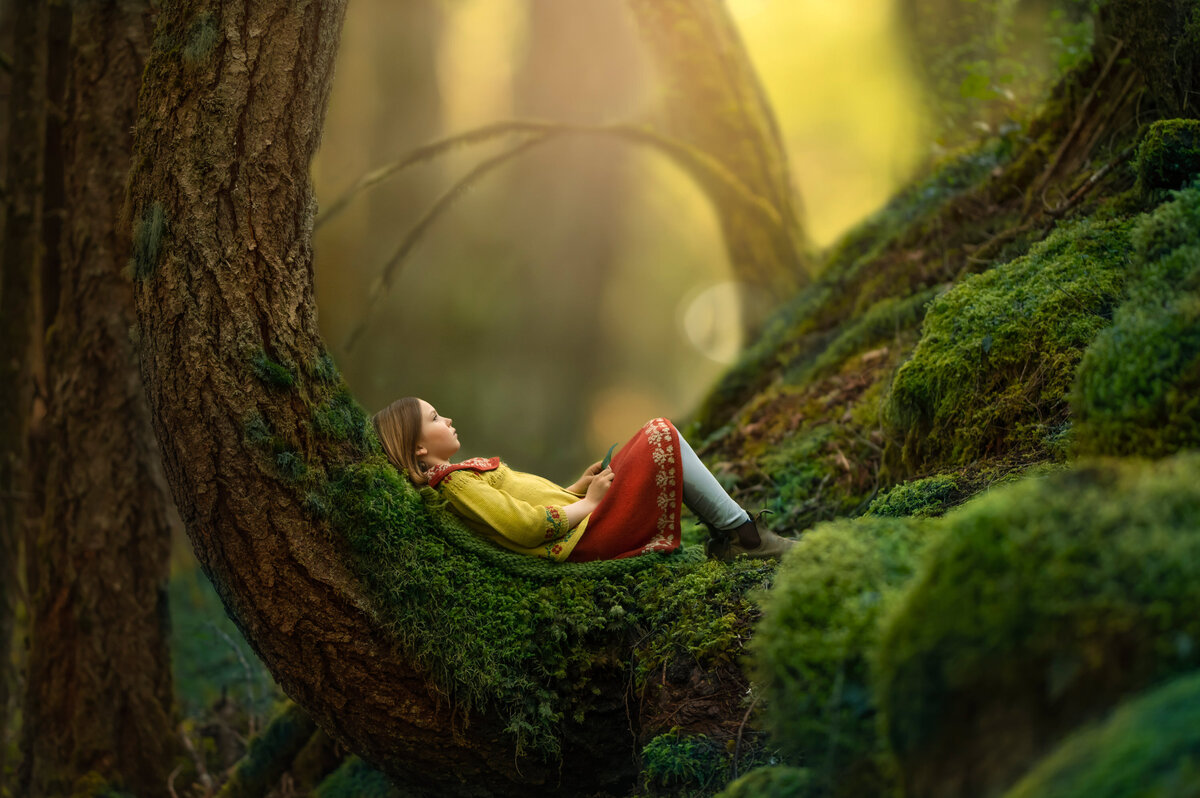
left=600, top=443, right=618, bottom=470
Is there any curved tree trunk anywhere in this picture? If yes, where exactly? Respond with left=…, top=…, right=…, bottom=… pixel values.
left=125, top=3, right=637, bottom=794
left=626, top=0, right=811, bottom=334
left=1, top=2, right=47, bottom=790
left=21, top=3, right=178, bottom=795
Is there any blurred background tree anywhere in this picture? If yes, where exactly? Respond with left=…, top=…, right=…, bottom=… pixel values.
left=313, top=0, right=957, bottom=481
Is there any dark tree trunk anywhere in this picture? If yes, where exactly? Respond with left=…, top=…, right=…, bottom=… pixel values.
left=125, top=3, right=614, bottom=794
left=1, top=2, right=47, bottom=790
left=626, top=0, right=811, bottom=333
left=20, top=2, right=177, bottom=796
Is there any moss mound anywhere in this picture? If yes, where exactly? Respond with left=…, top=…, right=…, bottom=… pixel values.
left=1072, top=183, right=1200, bottom=457
left=885, top=216, right=1134, bottom=471
left=1135, top=119, right=1200, bottom=195
left=715, top=765, right=817, bottom=798
left=1002, top=670, right=1200, bottom=798
left=866, top=474, right=961, bottom=518
left=243, top=359, right=773, bottom=763
left=876, top=453, right=1200, bottom=797
left=752, top=516, right=933, bottom=794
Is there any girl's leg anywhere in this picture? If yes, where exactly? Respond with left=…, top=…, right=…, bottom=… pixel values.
left=677, top=432, right=759, bottom=545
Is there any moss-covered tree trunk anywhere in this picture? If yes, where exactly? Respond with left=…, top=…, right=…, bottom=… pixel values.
left=19, top=3, right=178, bottom=796
left=0, top=3, right=46, bottom=791
left=125, top=3, right=642, bottom=794
left=627, top=0, right=811, bottom=334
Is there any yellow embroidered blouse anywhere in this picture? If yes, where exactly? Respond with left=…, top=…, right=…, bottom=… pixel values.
left=431, top=458, right=590, bottom=562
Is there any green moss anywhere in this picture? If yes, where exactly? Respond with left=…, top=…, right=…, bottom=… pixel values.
left=1135, top=119, right=1200, bottom=196
left=641, top=730, right=731, bottom=796
left=877, top=453, right=1200, bottom=773
left=311, top=388, right=373, bottom=453
left=308, top=446, right=761, bottom=760
left=183, top=11, right=219, bottom=64
left=636, top=558, right=774, bottom=681
left=313, top=756, right=399, bottom=798
left=1073, top=184, right=1200, bottom=456
left=753, top=516, right=932, bottom=794
left=251, top=349, right=295, bottom=389
left=715, top=766, right=816, bottom=798
left=128, top=202, right=165, bottom=281
left=867, top=474, right=961, bottom=518
left=1002, top=670, right=1200, bottom=798
left=785, top=287, right=939, bottom=386
left=243, top=411, right=272, bottom=448
left=309, top=351, right=340, bottom=383
left=275, top=450, right=307, bottom=481
left=884, top=215, right=1133, bottom=471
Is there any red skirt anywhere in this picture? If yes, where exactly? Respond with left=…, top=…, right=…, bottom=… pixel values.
left=567, top=417, right=684, bottom=561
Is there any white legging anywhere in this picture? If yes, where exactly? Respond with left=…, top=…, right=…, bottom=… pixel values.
left=678, top=431, right=752, bottom=532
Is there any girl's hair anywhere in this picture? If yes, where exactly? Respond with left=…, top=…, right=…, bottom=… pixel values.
left=372, top=396, right=428, bottom=485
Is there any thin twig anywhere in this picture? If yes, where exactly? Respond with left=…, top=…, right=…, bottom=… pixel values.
left=341, top=133, right=551, bottom=352
left=732, top=692, right=761, bottom=779
left=1028, top=39, right=1125, bottom=208
left=205, top=622, right=258, bottom=719
left=316, top=119, right=783, bottom=233
left=179, top=723, right=214, bottom=795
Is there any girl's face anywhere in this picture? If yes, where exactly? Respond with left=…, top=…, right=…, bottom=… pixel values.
left=415, top=398, right=460, bottom=464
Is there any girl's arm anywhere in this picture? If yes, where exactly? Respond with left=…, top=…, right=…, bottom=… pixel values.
left=441, top=472, right=601, bottom=547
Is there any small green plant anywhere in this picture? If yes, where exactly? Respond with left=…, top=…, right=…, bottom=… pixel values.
left=642, top=730, right=731, bottom=795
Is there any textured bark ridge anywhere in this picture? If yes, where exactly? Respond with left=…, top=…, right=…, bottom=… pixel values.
left=21, top=4, right=177, bottom=796
left=125, top=3, right=636, bottom=794
left=1, top=3, right=47, bottom=794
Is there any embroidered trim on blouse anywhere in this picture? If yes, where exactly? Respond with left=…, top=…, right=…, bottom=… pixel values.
left=427, top=456, right=501, bottom=488
left=640, top=418, right=679, bottom=554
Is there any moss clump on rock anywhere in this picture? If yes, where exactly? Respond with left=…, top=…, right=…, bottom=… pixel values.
left=752, top=516, right=932, bottom=795
left=884, top=216, right=1133, bottom=471
left=1135, top=119, right=1200, bottom=195
left=786, top=286, right=939, bottom=386
left=876, top=453, right=1200, bottom=798
left=1072, top=183, right=1200, bottom=457
left=866, top=474, right=961, bottom=518
left=1002, top=670, right=1200, bottom=798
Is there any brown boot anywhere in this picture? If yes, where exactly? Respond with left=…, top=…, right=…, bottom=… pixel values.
left=707, top=511, right=795, bottom=562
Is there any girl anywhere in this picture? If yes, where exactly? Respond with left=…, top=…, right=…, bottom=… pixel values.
left=371, top=397, right=794, bottom=563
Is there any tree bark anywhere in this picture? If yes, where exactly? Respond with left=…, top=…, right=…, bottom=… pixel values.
left=626, top=0, right=811, bottom=334
left=21, top=2, right=178, bottom=796
left=1, top=2, right=47, bottom=790
left=125, top=3, right=638, bottom=794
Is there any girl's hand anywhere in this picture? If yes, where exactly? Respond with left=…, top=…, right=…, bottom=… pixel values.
left=566, top=461, right=604, bottom=494
left=585, top=467, right=615, bottom=505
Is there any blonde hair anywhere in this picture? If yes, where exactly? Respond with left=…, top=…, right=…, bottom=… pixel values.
left=372, top=396, right=429, bottom=485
